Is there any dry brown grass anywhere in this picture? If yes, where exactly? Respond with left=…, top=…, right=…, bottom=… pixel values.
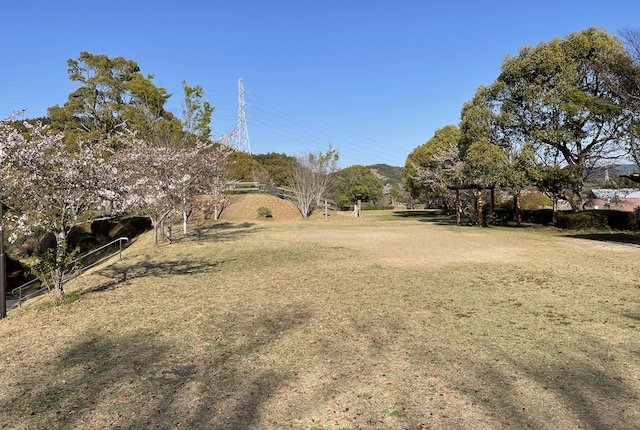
left=1, top=209, right=640, bottom=429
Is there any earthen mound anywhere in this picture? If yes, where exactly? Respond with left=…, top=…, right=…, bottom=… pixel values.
left=219, top=193, right=303, bottom=222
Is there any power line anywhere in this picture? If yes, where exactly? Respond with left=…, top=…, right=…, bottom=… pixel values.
left=248, top=117, right=388, bottom=165
left=247, top=102, right=399, bottom=161
left=246, top=91, right=400, bottom=158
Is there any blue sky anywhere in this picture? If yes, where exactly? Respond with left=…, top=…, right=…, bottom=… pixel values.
left=2, top=0, right=640, bottom=167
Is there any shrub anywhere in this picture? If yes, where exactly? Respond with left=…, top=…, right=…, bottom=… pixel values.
left=521, top=209, right=555, bottom=225
left=257, top=207, right=273, bottom=218
left=25, top=246, right=82, bottom=292
left=554, top=211, right=608, bottom=230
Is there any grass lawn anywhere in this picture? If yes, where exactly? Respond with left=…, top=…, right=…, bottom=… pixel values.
left=1, top=211, right=639, bottom=429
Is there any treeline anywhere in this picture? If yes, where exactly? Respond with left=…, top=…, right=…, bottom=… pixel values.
left=403, top=27, right=640, bottom=221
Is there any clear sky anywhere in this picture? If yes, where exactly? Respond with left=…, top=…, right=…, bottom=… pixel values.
left=2, top=0, right=640, bottom=167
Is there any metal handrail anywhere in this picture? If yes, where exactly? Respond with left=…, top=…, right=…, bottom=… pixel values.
left=9, top=236, right=129, bottom=309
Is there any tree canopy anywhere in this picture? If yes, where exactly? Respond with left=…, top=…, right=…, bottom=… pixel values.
left=403, top=125, right=461, bottom=199
left=475, top=27, right=635, bottom=209
left=47, top=51, right=180, bottom=145
left=0, top=121, right=124, bottom=296
left=331, top=165, right=384, bottom=207
left=252, top=152, right=297, bottom=187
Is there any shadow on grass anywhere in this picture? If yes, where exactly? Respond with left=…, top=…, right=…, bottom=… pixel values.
left=175, top=221, right=259, bottom=244
left=392, top=210, right=545, bottom=229
left=445, top=335, right=640, bottom=429
left=6, top=306, right=311, bottom=429
left=392, top=210, right=459, bottom=225
left=393, top=210, right=444, bottom=217
left=564, top=232, right=640, bottom=247
left=623, top=311, right=640, bottom=322
left=83, top=254, right=224, bottom=294
left=334, top=297, right=640, bottom=429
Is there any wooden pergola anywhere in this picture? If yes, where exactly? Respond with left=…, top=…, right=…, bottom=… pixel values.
left=449, top=185, right=496, bottom=226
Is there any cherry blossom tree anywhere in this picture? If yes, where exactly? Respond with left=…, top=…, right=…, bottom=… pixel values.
left=115, top=132, right=231, bottom=245
left=114, top=134, right=182, bottom=246
left=0, top=120, right=123, bottom=298
left=199, top=142, right=233, bottom=221
left=174, top=139, right=232, bottom=234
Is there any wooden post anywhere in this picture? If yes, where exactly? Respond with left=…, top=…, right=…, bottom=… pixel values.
left=357, top=199, right=362, bottom=217
left=477, top=189, right=483, bottom=227
left=456, top=189, right=461, bottom=225
left=324, top=200, right=328, bottom=220
left=515, top=193, right=522, bottom=226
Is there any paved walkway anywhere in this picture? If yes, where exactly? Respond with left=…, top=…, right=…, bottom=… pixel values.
left=5, top=294, right=18, bottom=311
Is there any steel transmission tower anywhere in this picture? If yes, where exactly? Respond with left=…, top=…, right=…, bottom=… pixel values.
left=235, top=78, right=251, bottom=154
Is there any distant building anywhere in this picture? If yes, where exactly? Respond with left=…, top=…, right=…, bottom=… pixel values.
left=583, top=189, right=640, bottom=211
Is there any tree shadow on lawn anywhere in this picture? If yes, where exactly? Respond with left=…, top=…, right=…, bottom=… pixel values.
left=417, top=219, right=540, bottom=229
left=82, top=254, right=226, bottom=294
left=392, top=211, right=532, bottom=227
left=175, top=221, right=259, bottom=244
left=329, top=304, right=640, bottom=428
left=392, top=210, right=452, bottom=223
left=564, top=232, right=640, bottom=247
left=453, top=336, right=640, bottom=429
left=6, top=306, right=311, bottom=429
left=622, top=311, right=640, bottom=322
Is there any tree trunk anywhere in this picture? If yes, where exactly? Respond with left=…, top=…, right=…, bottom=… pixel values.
left=514, top=194, right=522, bottom=226
left=456, top=189, right=461, bottom=225
left=568, top=190, right=583, bottom=211
left=182, top=209, right=188, bottom=235
left=357, top=199, right=362, bottom=217
left=477, top=189, right=483, bottom=227
left=54, top=231, right=68, bottom=299
left=153, top=223, right=159, bottom=246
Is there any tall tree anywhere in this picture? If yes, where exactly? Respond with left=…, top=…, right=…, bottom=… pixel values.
left=411, top=145, right=465, bottom=204
left=404, top=125, right=462, bottom=201
left=47, top=51, right=178, bottom=145
left=0, top=121, right=123, bottom=297
left=478, top=28, right=634, bottom=209
left=503, top=144, right=537, bottom=224
left=462, top=139, right=508, bottom=189
left=331, top=165, right=384, bottom=208
left=599, top=27, right=640, bottom=167
left=181, top=81, right=214, bottom=143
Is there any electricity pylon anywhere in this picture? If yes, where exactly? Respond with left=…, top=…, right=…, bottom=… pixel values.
left=235, top=78, right=251, bottom=154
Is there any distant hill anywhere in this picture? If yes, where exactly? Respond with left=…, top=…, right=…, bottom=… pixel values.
left=368, top=164, right=403, bottom=185
left=587, top=164, right=638, bottom=183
